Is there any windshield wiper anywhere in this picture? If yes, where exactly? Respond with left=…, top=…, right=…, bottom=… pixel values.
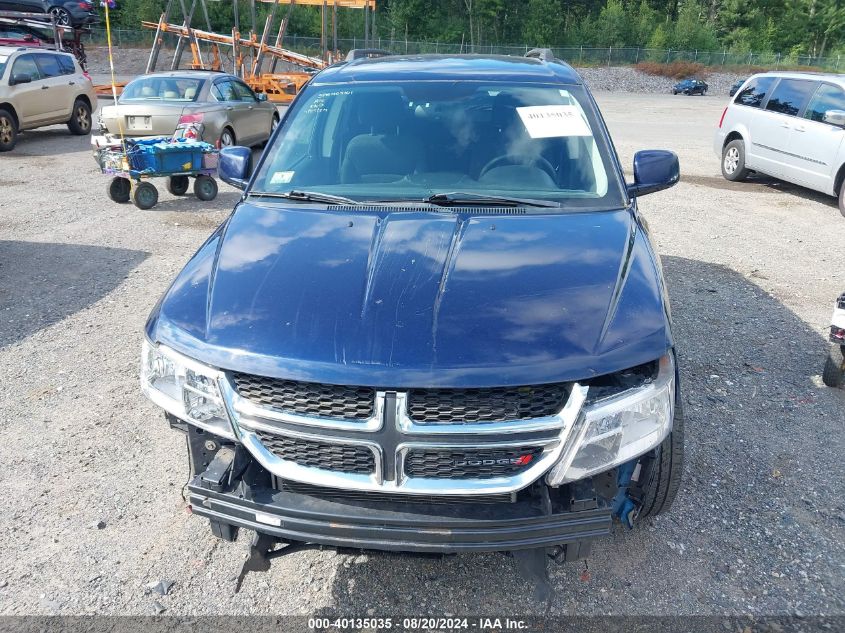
left=250, top=190, right=361, bottom=205
left=425, top=192, right=559, bottom=208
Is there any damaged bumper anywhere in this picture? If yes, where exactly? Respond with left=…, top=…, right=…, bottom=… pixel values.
left=186, top=437, right=611, bottom=554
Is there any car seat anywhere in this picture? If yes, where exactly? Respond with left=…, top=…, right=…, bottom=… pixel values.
left=340, top=92, right=425, bottom=184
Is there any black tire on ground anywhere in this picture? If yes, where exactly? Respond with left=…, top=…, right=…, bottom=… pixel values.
left=822, top=345, right=845, bottom=388
left=721, top=139, right=750, bottom=182
left=838, top=180, right=845, bottom=218
left=107, top=176, right=130, bottom=203
left=638, top=402, right=684, bottom=519
left=0, top=108, right=17, bottom=152
left=167, top=175, right=190, bottom=196
left=67, top=99, right=92, bottom=135
left=132, top=182, right=158, bottom=209
left=194, top=175, right=218, bottom=201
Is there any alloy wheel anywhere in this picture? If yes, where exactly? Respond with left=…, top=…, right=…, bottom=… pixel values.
left=0, top=117, right=12, bottom=144
left=49, top=7, right=71, bottom=25
left=220, top=130, right=234, bottom=147
left=724, top=147, right=739, bottom=175
left=76, top=106, right=90, bottom=132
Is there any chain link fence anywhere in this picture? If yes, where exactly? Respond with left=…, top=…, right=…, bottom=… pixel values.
left=82, top=29, right=845, bottom=71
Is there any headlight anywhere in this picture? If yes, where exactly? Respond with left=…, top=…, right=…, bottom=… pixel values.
left=141, top=338, right=235, bottom=439
left=546, top=354, right=675, bottom=485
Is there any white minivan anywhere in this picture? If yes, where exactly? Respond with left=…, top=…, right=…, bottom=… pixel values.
left=714, top=72, right=845, bottom=216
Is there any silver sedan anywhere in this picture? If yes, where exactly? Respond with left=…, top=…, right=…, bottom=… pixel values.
left=98, top=70, right=279, bottom=147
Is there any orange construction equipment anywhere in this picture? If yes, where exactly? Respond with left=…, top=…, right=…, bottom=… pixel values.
left=135, top=0, right=377, bottom=104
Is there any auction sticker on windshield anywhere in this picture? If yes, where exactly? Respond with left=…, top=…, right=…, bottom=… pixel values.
left=517, top=105, right=592, bottom=138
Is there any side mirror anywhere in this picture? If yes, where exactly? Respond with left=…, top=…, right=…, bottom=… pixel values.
left=256, top=93, right=268, bottom=102
left=219, top=146, right=253, bottom=190
left=10, top=73, right=32, bottom=86
left=627, top=150, right=680, bottom=198
left=823, top=109, right=845, bottom=127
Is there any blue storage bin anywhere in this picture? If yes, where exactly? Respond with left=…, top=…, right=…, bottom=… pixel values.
left=153, top=142, right=204, bottom=172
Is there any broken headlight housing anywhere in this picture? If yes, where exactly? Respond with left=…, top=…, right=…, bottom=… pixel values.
left=140, top=338, right=234, bottom=439
left=546, top=354, right=675, bottom=485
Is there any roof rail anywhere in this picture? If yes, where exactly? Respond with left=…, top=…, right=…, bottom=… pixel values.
left=525, top=48, right=555, bottom=62
left=346, top=48, right=393, bottom=62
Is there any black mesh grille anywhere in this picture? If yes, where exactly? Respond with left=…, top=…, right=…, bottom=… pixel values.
left=404, top=447, right=544, bottom=479
left=407, top=384, right=569, bottom=424
left=232, top=373, right=375, bottom=420
left=256, top=431, right=375, bottom=475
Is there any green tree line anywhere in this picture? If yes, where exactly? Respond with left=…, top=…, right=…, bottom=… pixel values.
left=111, top=0, right=845, bottom=58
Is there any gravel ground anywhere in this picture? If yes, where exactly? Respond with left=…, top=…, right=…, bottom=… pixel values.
left=84, top=46, right=745, bottom=95
left=578, top=65, right=746, bottom=95
left=0, top=92, right=843, bottom=620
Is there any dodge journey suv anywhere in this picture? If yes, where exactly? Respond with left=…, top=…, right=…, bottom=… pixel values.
left=715, top=71, right=845, bottom=216
left=141, top=50, right=683, bottom=592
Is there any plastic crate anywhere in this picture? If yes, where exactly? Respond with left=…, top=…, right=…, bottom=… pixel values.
left=154, top=143, right=204, bottom=172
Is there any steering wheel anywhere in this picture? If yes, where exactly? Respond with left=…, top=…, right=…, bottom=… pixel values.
left=479, top=154, right=557, bottom=182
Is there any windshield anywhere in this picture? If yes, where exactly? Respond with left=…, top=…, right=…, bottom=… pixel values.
left=252, top=81, right=626, bottom=209
left=120, top=76, right=204, bottom=102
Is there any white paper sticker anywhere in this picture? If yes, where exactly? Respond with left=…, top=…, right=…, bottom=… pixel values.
left=270, top=170, right=295, bottom=184
left=516, top=105, right=592, bottom=138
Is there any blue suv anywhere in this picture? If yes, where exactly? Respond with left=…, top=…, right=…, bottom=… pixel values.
left=141, top=50, right=682, bottom=591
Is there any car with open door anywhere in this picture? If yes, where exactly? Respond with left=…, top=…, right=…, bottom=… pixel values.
left=140, top=49, right=683, bottom=596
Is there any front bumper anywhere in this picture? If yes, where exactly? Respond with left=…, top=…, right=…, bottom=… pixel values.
left=184, top=426, right=611, bottom=554
left=188, top=478, right=611, bottom=553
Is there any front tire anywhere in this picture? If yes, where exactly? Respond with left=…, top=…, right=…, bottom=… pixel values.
left=132, top=182, right=158, bottom=209
left=638, top=402, right=684, bottom=518
left=0, top=108, right=17, bottom=152
left=838, top=180, right=845, bottom=218
left=67, top=99, right=92, bottom=135
left=49, top=7, right=71, bottom=26
left=193, top=175, right=218, bottom=201
left=822, top=345, right=845, bottom=388
left=107, top=176, right=130, bottom=203
left=721, top=139, right=749, bottom=182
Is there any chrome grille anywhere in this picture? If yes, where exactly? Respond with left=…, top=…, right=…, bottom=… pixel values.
left=404, top=447, right=545, bottom=480
left=255, top=430, right=375, bottom=475
left=407, top=384, right=569, bottom=424
left=232, top=373, right=375, bottom=420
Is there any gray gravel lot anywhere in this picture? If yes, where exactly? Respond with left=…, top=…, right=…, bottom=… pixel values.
left=0, top=92, right=843, bottom=619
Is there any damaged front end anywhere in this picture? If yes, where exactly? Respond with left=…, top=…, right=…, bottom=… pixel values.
left=145, top=341, right=679, bottom=598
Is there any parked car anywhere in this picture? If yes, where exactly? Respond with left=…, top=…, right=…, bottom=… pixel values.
left=98, top=71, right=279, bottom=148
left=0, top=45, right=95, bottom=151
left=715, top=72, right=845, bottom=216
left=0, top=0, right=96, bottom=28
left=729, top=78, right=746, bottom=96
left=140, top=50, right=683, bottom=591
left=822, top=292, right=845, bottom=388
left=0, top=22, right=49, bottom=46
left=672, top=78, right=708, bottom=95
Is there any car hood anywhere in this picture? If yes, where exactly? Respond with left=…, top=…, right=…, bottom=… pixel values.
left=147, top=202, right=672, bottom=387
